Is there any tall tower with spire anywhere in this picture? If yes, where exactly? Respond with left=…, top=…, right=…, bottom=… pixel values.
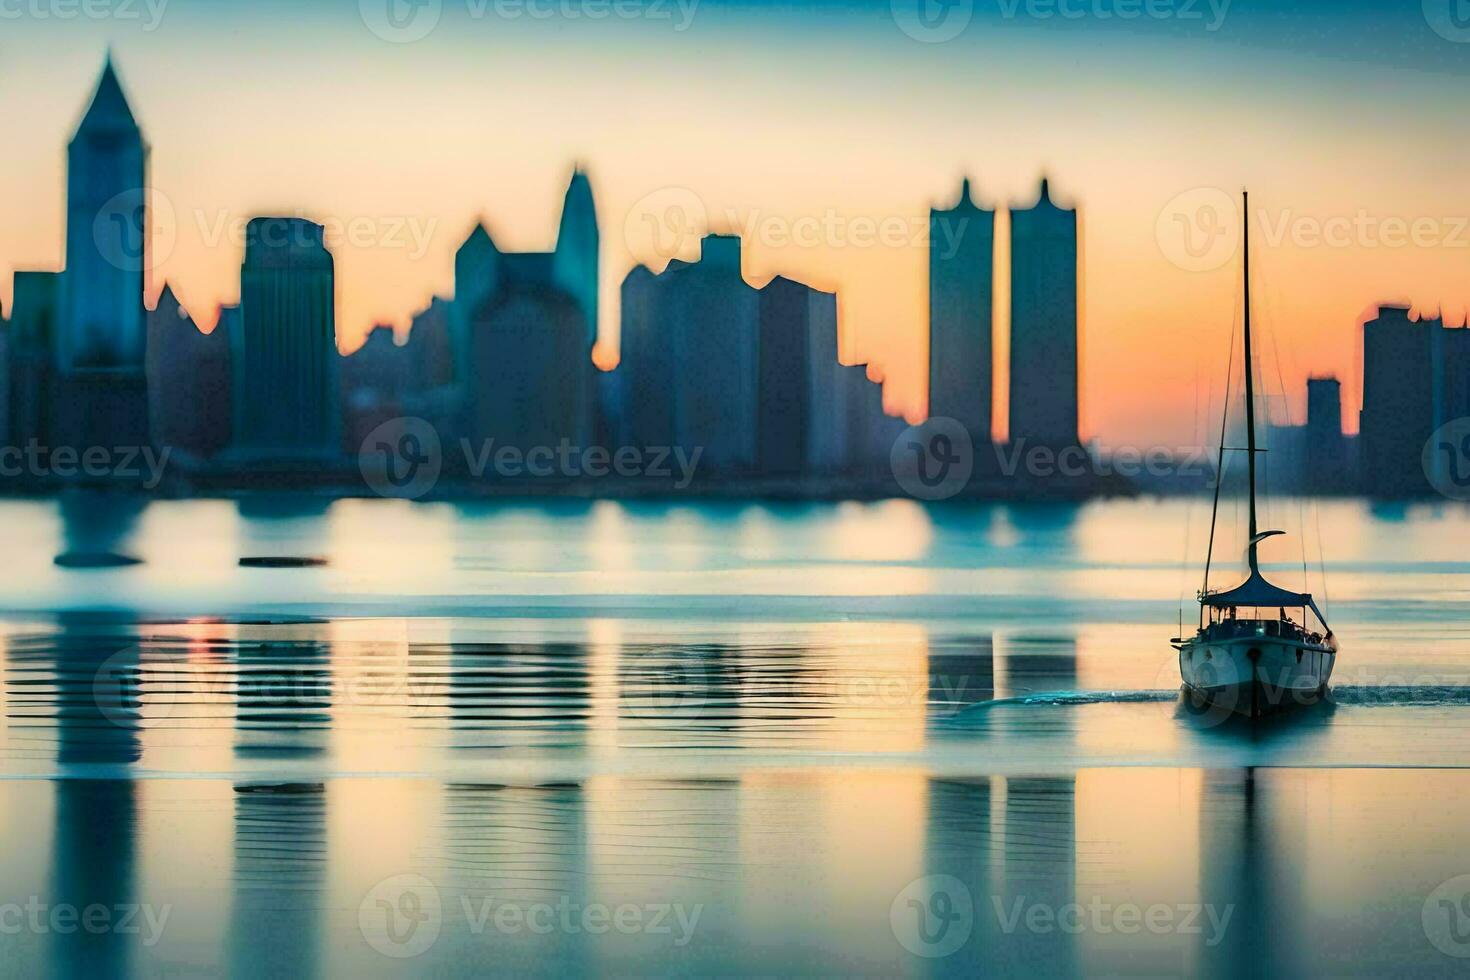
left=552, top=166, right=600, bottom=350
left=61, top=55, right=148, bottom=372
left=928, top=177, right=995, bottom=449
left=1009, top=177, right=1080, bottom=451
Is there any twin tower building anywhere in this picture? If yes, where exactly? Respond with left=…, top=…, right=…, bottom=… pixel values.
left=930, top=177, right=1081, bottom=457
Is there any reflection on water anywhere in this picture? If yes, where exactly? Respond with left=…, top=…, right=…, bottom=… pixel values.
left=1, top=498, right=1470, bottom=975
left=2, top=765, right=1468, bottom=976
left=0, top=615, right=1468, bottom=974
left=231, top=784, right=326, bottom=978
left=236, top=638, right=332, bottom=759
left=7, top=494, right=1470, bottom=618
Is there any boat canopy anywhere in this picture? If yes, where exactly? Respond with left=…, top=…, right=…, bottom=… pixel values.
left=1202, top=569, right=1328, bottom=626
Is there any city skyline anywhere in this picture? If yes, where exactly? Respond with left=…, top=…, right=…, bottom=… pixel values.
left=7, top=5, right=1470, bottom=447
left=6, top=51, right=1462, bottom=502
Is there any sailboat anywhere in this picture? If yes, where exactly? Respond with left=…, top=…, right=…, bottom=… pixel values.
left=1174, top=191, right=1338, bottom=719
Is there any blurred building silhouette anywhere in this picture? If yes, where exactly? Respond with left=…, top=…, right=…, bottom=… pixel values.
left=1304, top=376, right=1354, bottom=493
left=1009, top=179, right=1079, bottom=452
left=1358, top=305, right=1459, bottom=496
left=803, top=287, right=853, bottom=475
left=232, top=218, right=340, bottom=461
left=6, top=271, right=62, bottom=450
left=55, top=57, right=149, bottom=451
left=16, top=58, right=1411, bottom=500
left=343, top=324, right=409, bottom=398
left=386, top=295, right=458, bottom=441
left=593, top=365, right=628, bottom=450
left=553, top=167, right=600, bottom=350
left=618, top=243, right=896, bottom=481
left=929, top=178, right=995, bottom=451
left=469, top=281, right=591, bottom=455
left=555, top=168, right=603, bottom=452
left=619, top=261, right=681, bottom=450
left=445, top=171, right=601, bottom=454
left=661, top=234, right=761, bottom=473
left=146, top=285, right=232, bottom=459
left=61, top=57, right=146, bottom=372
left=758, top=276, right=827, bottom=475
left=0, top=316, right=7, bottom=446
left=342, top=323, right=413, bottom=452
left=404, top=296, right=454, bottom=393
left=842, top=363, right=908, bottom=479
left=451, top=223, right=500, bottom=392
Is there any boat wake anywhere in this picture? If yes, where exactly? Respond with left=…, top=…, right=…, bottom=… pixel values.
left=947, top=685, right=1470, bottom=718
left=1327, top=685, right=1470, bottom=707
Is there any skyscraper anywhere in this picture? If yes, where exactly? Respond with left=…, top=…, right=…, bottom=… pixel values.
left=1009, top=179, right=1079, bottom=452
left=61, top=56, right=147, bottom=372
left=929, top=178, right=995, bottom=449
left=1304, top=376, right=1350, bottom=493
left=619, top=262, right=682, bottom=450
left=664, top=235, right=761, bottom=473
left=233, top=218, right=340, bottom=459
left=450, top=223, right=500, bottom=386
left=554, top=168, right=601, bottom=452
left=553, top=167, right=600, bottom=349
left=757, top=276, right=815, bottom=476
left=1360, top=305, right=1434, bottom=496
left=53, top=56, right=151, bottom=455
left=1438, top=323, right=1470, bottom=452
left=469, top=282, right=590, bottom=454
left=803, top=291, right=851, bottom=476
left=6, top=271, right=62, bottom=449
left=593, top=365, right=629, bottom=451
left=0, top=316, right=8, bottom=448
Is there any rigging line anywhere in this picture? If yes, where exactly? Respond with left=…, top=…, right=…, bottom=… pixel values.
left=1267, top=312, right=1319, bottom=603
left=1259, top=279, right=1311, bottom=592
left=1181, top=355, right=1204, bottom=617
left=1202, top=309, right=1239, bottom=597
left=1315, top=502, right=1329, bottom=620
left=1180, top=370, right=1196, bottom=609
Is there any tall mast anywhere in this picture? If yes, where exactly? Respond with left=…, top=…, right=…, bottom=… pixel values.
left=1242, top=190, right=1261, bottom=572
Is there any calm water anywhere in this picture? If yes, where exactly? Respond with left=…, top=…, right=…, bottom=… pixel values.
left=2, top=495, right=1470, bottom=977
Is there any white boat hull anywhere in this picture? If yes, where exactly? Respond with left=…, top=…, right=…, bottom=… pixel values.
left=1178, top=632, right=1334, bottom=719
